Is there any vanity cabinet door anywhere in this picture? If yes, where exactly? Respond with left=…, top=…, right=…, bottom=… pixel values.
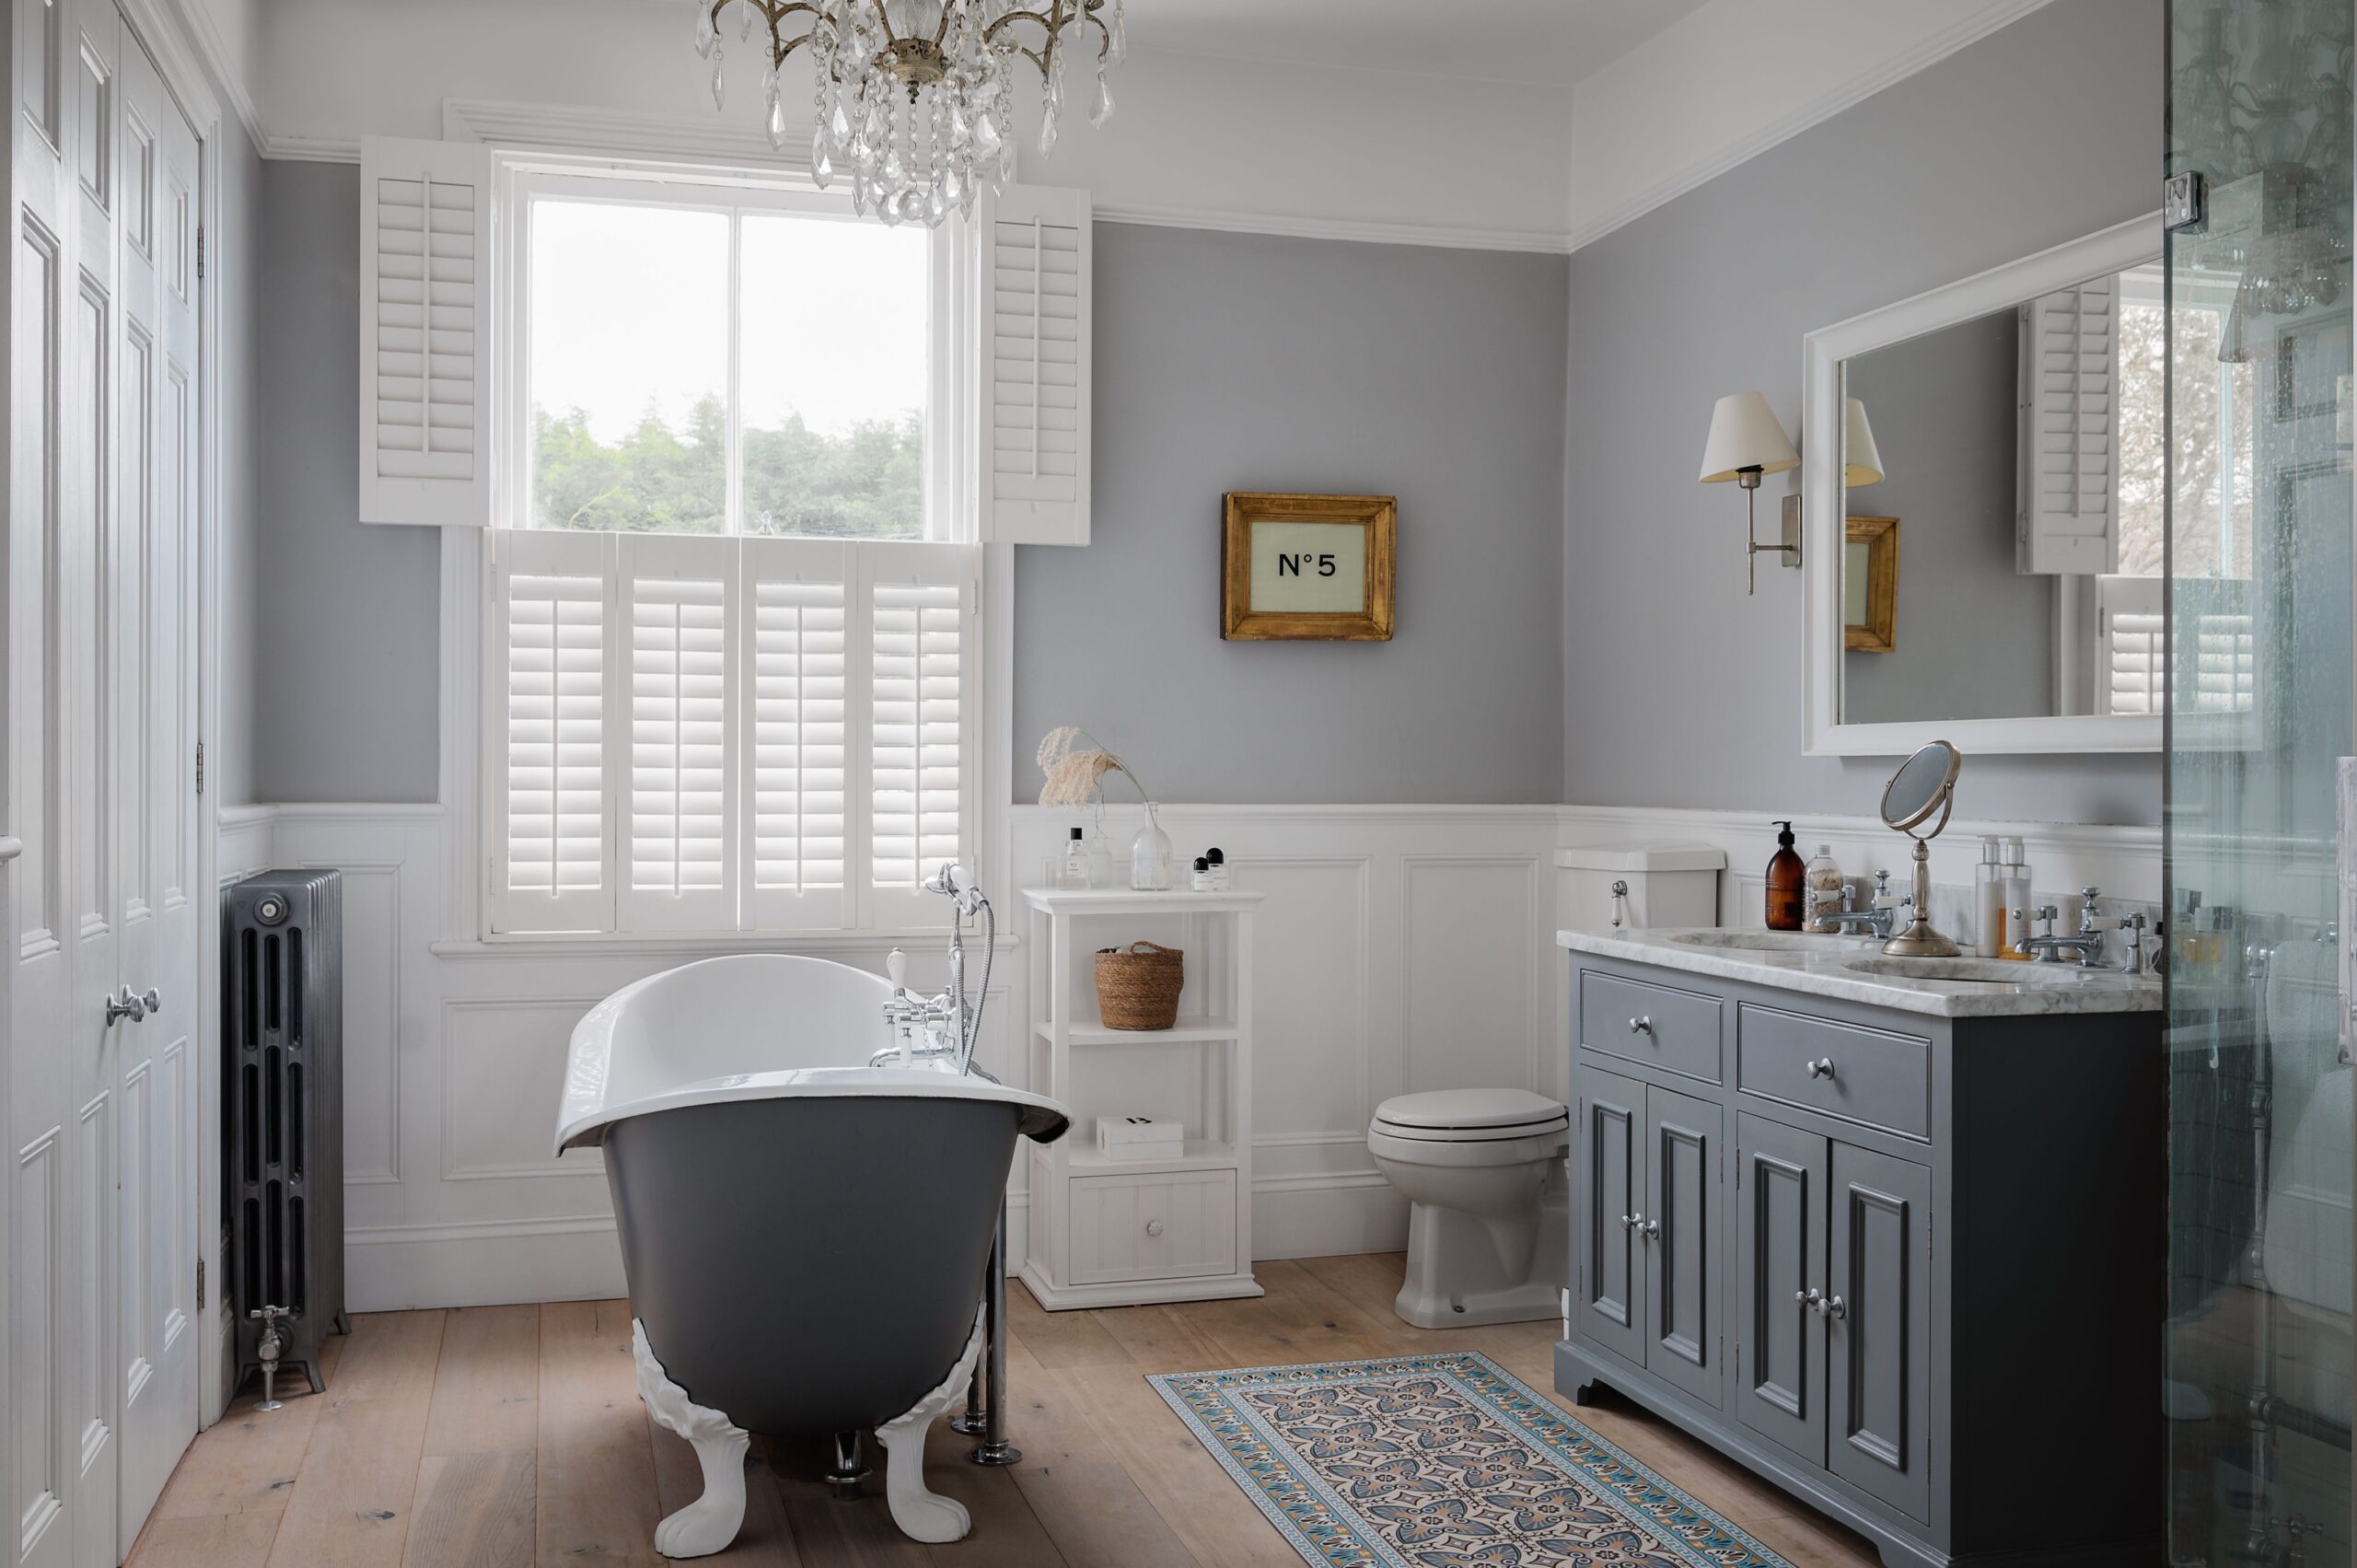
left=1573, top=1065, right=1646, bottom=1368
left=1643, top=1085, right=1723, bottom=1411
left=1826, top=1144, right=1933, bottom=1524
left=1735, top=1113, right=1828, bottom=1467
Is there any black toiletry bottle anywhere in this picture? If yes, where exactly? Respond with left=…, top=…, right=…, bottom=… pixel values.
left=1765, top=820, right=1806, bottom=932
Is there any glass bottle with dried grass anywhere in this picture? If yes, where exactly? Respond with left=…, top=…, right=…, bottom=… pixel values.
left=1037, top=727, right=1174, bottom=890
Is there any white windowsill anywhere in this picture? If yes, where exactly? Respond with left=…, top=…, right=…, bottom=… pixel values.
left=430, top=929, right=1023, bottom=961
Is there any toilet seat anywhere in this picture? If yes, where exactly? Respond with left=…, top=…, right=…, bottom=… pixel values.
left=1371, top=1088, right=1566, bottom=1142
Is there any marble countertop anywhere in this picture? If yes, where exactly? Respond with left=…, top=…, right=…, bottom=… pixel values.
left=1557, top=927, right=2163, bottom=1019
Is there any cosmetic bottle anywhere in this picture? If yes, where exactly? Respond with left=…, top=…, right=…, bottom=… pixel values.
left=2000, top=838, right=2033, bottom=958
left=1063, top=828, right=1087, bottom=889
left=1975, top=838, right=2005, bottom=957
left=1206, top=847, right=1228, bottom=891
left=1766, top=821, right=1806, bottom=932
left=1805, top=843, right=1842, bottom=930
left=1131, top=803, right=1175, bottom=891
left=1190, top=857, right=1213, bottom=892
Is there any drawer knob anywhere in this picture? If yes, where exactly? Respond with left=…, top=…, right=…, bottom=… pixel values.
left=1639, top=1218, right=1660, bottom=1239
left=1805, top=1056, right=1836, bottom=1080
left=1628, top=1016, right=1654, bottom=1036
left=1144, top=1219, right=1165, bottom=1237
left=1795, top=1287, right=1822, bottom=1310
left=1822, top=1294, right=1846, bottom=1321
left=1620, top=1212, right=1643, bottom=1232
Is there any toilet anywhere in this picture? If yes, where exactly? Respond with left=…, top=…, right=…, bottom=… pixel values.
left=1368, top=1087, right=1569, bottom=1329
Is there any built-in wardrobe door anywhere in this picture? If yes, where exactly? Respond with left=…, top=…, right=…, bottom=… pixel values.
left=1573, top=1064, right=1645, bottom=1367
left=1735, top=1112, right=1827, bottom=1467
left=1643, top=1084, right=1722, bottom=1411
left=1825, top=1143, right=1933, bottom=1524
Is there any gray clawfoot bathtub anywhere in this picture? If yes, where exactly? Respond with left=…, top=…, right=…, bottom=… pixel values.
left=555, top=954, right=1069, bottom=1557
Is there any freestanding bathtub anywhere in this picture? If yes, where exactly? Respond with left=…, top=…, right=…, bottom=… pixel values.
left=555, top=954, right=1069, bottom=1557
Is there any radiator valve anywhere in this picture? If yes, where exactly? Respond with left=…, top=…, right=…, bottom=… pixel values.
left=250, top=1306, right=292, bottom=1411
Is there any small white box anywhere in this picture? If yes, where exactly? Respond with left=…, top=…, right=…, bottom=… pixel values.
left=1096, top=1116, right=1184, bottom=1162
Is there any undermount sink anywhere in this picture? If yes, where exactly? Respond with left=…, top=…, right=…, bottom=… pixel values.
left=1667, top=931, right=1875, bottom=952
left=1844, top=956, right=2136, bottom=986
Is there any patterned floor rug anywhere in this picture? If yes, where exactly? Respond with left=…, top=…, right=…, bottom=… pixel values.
left=1149, top=1353, right=1796, bottom=1568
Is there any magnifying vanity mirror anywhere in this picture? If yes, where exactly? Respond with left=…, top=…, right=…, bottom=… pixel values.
left=1803, top=215, right=2171, bottom=757
left=1878, top=739, right=1963, bottom=957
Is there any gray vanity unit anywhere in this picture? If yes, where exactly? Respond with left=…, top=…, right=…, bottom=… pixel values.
left=1554, top=928, right=2164, bottom=1568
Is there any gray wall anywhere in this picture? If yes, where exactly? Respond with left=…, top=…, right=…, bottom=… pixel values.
left=248, top=187, right=1570, bottom=806
left=253, top=160, right=442, bottom=803
left=209, top=67, right=263, bottom=807
left=1014, top=225, right=1569, bottom=803
left=1841, top=309, right=2051, bottom=724
left=1562, top=0, right=2164, bottom=826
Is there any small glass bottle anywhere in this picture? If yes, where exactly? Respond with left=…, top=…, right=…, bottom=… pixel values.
left=1062, top=827, right=1087, bottom=889
left=1975, top=838, right=2005, bottom=957
left=1130, top=803, right=1174, bottom=890
left=1190, top=856, right=1213, bottom=892
left=1205, top=847, right=1228, bottom=891
left=1805, top=843, right=1842, bottom=930
left=2000, top=838, right=2033, bottom=958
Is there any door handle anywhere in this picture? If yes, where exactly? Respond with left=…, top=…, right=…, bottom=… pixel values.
left=138, top=988, right=161, bottom=1016
left=104, top=986, right=147, bottom=1026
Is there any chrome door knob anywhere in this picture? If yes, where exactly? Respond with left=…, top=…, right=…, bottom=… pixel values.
left=1805, top=1057, right=1835, bottom=1080
left=104, top=986, right=146, bottom=1026
left=1144, top=1219, right=1164, bottom=1237
left=1628, top=1016, right=1653, bottom=1036
left=138, top=988, right=161, bottom=1016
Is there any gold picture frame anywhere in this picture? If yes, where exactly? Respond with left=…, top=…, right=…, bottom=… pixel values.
left=1843, top=515, right=1899, bottom=654
left=1221, top=493, right=1397, bottom=642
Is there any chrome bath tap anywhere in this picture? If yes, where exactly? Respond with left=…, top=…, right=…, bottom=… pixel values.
left=2020, top=887, right=2145, bottom=970
left=873, top=862, right=996, bottom=1076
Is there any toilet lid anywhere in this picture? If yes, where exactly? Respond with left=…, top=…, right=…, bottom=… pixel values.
left=1372, top=1088, right=1566, bottom=1136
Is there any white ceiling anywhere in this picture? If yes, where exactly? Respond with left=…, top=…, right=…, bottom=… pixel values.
left=1118, top=0, right=1709, bottom=86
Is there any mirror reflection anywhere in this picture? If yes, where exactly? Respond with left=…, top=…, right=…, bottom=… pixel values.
left=1838, top=258, right=2192, bottom=726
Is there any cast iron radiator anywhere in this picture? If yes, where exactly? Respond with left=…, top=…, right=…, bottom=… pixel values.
left=223, top=870, right=348, bottom=1397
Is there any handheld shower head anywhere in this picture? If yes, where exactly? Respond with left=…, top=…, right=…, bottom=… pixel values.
left=927, top=861, right=989, bottom=916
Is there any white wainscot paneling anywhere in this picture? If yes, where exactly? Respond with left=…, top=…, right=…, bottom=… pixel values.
left=441, top=998, right=608, bottom=1182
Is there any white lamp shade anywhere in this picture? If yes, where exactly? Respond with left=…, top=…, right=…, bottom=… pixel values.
left=1843, top=397, right=1886, bottom=487
left=1699, top=392, right=1800, bottom=483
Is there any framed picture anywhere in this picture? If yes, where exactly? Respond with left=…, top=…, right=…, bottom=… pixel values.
left=1221, top=493, right=1397, bottom=642
left=1843, top=515, right=1899, bottom=654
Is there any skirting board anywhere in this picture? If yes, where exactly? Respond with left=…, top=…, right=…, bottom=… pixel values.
left=1018, top=1264, right=1266, bottom=1312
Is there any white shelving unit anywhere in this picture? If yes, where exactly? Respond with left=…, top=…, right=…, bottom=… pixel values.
left=1019, top=886, right=1266, bottom=1310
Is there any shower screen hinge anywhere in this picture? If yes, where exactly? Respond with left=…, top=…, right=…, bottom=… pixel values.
left=195, top=1259, right=204, bottom=1310
left=194, top=740, right=204, bottom=796
left=196, top=226, right=205, bottom=280
left=2163, top=172, right=2204, bottom=232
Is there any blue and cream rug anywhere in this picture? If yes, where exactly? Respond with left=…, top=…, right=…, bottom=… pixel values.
left=1149, top=1353, right=1794, bottom=1568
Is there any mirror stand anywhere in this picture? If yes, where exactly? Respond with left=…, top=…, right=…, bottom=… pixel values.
left=1884, top=835, right=1961, bottom=958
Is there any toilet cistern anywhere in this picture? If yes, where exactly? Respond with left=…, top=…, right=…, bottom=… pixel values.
left=1876, top=740, right=1965, bottom=958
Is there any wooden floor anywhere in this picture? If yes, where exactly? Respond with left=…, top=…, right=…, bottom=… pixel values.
left=127, top=1254, right=1877, bottom=1567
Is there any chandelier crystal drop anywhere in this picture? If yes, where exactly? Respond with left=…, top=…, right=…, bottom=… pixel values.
left=695, top=0, right=1124, bottom=228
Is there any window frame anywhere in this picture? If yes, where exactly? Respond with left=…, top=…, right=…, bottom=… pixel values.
left=452, top=153, right=1001, bottom=948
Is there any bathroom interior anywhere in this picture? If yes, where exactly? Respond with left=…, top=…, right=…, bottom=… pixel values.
left=0, top=0, right=2348, bottom=1564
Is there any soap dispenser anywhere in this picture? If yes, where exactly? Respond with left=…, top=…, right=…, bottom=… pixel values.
left=1766, top=821, right=1806, bottom=931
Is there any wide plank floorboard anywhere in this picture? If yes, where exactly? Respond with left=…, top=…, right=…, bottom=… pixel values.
left=126, top=1255, right=1875, bottom=1568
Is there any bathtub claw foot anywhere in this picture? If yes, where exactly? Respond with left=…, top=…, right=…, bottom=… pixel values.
left=877, top=1309, right=988, bottom=1544
left=633, top=1321, right=751, bottom=1560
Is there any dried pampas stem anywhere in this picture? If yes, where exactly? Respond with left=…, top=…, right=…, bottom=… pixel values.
left=1034, top=726, right=1152, bottom=809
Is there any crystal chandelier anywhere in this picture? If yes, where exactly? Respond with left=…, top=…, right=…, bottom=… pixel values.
left=695, top=0, right=1125, bottom=227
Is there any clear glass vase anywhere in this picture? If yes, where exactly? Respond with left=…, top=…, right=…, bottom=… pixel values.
left=1129, top=802, right=1174, bottom=890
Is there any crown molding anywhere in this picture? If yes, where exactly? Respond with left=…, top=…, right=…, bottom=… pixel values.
left=155, top=0, right=266, bottom=154
left=1562, top=0, right=2061, bottom=253
left=1094, top=200, right=1573, bottom=256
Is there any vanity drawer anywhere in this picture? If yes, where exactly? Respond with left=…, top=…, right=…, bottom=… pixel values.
left=1737, top=1005, right=1930, bottom=1140
left=1067, top=1169, right=1237, bottom=1286
left=1580, top=970, right=1723, bottom=1084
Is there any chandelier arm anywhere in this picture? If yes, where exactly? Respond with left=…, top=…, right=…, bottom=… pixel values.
left=761, top=1, right=827, bottom=67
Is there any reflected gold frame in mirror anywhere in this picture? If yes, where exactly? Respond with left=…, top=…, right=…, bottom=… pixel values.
left=1844, top=516, right=1898, bottom=654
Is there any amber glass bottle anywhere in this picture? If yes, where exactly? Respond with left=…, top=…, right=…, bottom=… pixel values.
left=1765, top=820, right=1806, bottom=931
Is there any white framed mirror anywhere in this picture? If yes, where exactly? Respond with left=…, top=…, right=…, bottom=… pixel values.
left=1802, top=213, right=2165, bottom=756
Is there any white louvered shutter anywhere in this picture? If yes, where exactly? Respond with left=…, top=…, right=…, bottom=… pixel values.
left=2018, top=280, right=2117, bottom=575
left=492, top=529, right=614, bottom=933
left=741, top=538, right=852, bottom=930
left=2096, top=574, right=2165, bottom=715
left=976, top=183, right=1091, bottom=546
left=360, top=136, right=495, bottom=527
left=619, top=535, right=737, bottom=933
left=865, top=543, right=974, bottom=923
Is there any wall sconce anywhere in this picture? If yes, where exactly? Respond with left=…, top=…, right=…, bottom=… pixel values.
left=1699, top=391, right=1800, bottom=595
left=1841, top=396, right=1885, bottom=486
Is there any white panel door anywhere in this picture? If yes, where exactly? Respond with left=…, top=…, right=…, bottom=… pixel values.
left=110, top=29, right=200, bottom=1539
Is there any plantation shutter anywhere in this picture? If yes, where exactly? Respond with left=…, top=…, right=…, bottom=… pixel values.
left=865, top=542, right=975, bottom=924
left=360, top=136, right=495, bottom=527
left=741, top=538, right=852, bottom=930
left=618, top=535, right=737, bottom=934
left=2017, top=280, right=2117, bottom=575
left=975, top=183, right=1091, bottom=546
left=2096, top=574, right=2165, bottom=715
left=491, top=529, right=614, bottom=933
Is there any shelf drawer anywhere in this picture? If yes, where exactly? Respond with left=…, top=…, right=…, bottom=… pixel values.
left=1068, top=1168, right=1237, bottom=1286
left=1737, top=1005, right=1930, bottom=1140
left=1580, top=970, right=1723, bottom=1084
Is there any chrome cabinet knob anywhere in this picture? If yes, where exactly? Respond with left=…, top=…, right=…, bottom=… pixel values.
left=1805, top=1057, right=1835, bottom=1080
left=103, top=986, right=146, bottom=1026
left=1621, top=1212, right=1644, bottom=1233
left=1144, top=1219, right=1165, bottom=1238
left=1794, top=1287, right=1822, bottom=1310
left=1640, top=1218, right=1660, bottom=1239
left=1822, top=1295, right=1846, bottom=1320
left=1628, top=1016, right=1653, bottom=1036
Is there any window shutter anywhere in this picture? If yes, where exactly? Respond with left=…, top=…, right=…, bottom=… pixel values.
left=2096, top=574, right=2165, bottom=715
left=618, top=535, right=737, bottom=933
left=975, top=183, right=1091, bottom=546
left=741, top=538, right=852, bottom=931
left=360, top=135, right=494, bottom=527
left=865, top=542, right=974, bottom=923
left=491, top=529, right=614, bottom=934
left=2018, top=280, right=2116, bottom=575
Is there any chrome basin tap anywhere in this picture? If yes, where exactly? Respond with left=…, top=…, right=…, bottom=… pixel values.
left=2020, top=887, right=2138, bottom=969
left=1811, top=870, right=1910, bottom=939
